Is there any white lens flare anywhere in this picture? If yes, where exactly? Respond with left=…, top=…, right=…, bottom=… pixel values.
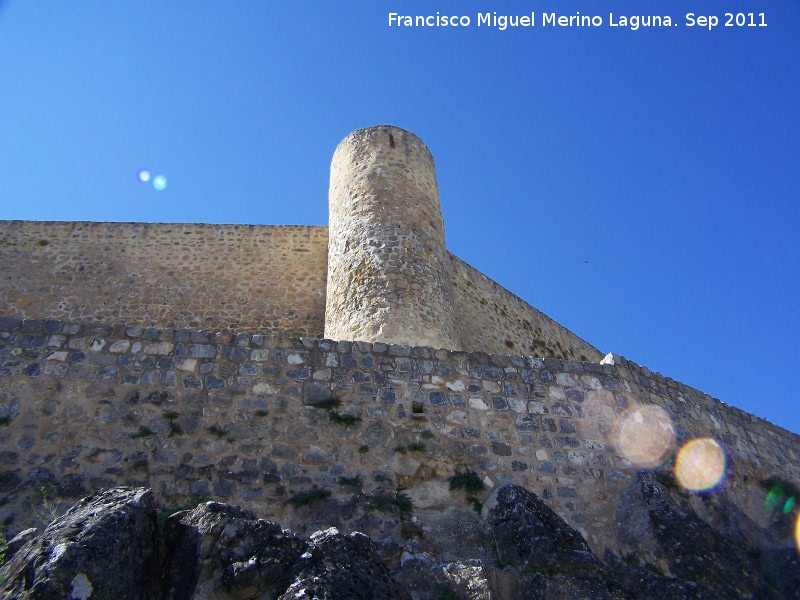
left=612, top=405, right=676, bottom=468
left=675, top=438, right=726, bottom=492
left=153, top=175, right=168, bottom=191
left=138, top=169, right=151, bottom=182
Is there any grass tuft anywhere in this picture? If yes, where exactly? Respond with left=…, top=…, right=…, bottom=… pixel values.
left=131, top=426, right=154, bottom=439
left=448, top=469, right=486, bottom=494
left=288, top=487, right=331, bottom=507
left=328, top=411, right=361, bottom=426
left=206, top=425, right=228, bottom=439
left=309, top=397, right=341, bottom=410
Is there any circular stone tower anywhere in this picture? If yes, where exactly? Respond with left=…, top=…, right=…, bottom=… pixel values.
left=325, top=126, right=460, bottom=350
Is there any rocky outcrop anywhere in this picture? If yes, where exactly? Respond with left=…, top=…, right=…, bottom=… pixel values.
left=0, top=487, right=409, bottom=600
left=1, top=481, right=797, bottom=599
left=0, top=487, right=163, bottom=599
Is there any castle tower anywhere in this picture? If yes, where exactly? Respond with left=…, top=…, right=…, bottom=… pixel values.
left=325, top=126, right=460, bottom=350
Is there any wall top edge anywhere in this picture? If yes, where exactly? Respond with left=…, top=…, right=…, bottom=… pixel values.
left=0, top=220, right=327, bottom=229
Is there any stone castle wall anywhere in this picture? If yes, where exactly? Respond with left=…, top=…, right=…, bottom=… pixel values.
left=0, top=220, right=600, bottom=360
left=0, top=220, right=329, bottom=336
left=1, top=316, right=797, bottom=555
left=449, top=255, right=602, bottom=361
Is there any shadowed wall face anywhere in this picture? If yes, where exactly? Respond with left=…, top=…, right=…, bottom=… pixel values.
left=325, top=126, right=460, bottom=350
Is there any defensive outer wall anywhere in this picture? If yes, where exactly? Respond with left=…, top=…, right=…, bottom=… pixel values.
left=0, top=125, right=799, bottom=557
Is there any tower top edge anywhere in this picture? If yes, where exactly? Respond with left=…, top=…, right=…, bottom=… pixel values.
left=335, top=125, right=428, bottom=148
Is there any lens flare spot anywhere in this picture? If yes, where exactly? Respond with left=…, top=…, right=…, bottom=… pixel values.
left=137, top=169, right=151, bottom=183
left=153, top=175, right=168, bottom=191
left=783, top=496, right=796, bottom=516
left=765, top=486, right=784, bottom=512
left=675, top=438, right=726, bottom=492
left=612, top=405, right=676, bottom=468
left=795, top=511, right=800, bottom=553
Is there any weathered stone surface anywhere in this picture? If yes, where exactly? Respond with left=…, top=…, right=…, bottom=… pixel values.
left=0, top=488, right=163, bottom=599
left=615, top=471, right=787, bottom=600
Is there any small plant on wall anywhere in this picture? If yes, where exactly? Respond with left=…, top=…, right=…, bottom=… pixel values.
left=448, top=469, right=486, bottom=494
left=288, top=487, right=331, bottom=508
left=308, top=396, right=360, bottom=426
left=206, top=425, right=228, bottom=439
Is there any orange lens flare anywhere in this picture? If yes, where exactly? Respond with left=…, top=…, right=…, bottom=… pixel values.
left=675, top=438, right=726, bottom=492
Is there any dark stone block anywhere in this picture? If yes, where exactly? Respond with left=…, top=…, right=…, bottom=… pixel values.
left=23, top=362, right=42, bottom=377
left=491, top=442, right=513, bottom=456
left=565, top=389, right=585, bottom=403
left=428, top=392, right=447, bottom=406
left=492, top=396, right=508, bottom=410
left=516, top=416, right=540, bottom=432
left=205, top=376, right=226, bottom=390
left=461, top=428, right=481, bottom=440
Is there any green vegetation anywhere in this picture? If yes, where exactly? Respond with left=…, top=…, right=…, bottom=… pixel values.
left=328, top=411, right=361, bottom=426
left=288, top=487, right=331, bottom=507
left=206, top=425, right=228, bottom=439
left=158, top=495, right=212, bottom=521
left=0, top=417, right=10, bottom=427
left=254, top=409, right=269, bottom=417
left=655, top=471, right=682, bottom=492
left=467, top=496, right=483, bottom=514
left=307, top=397, right=359, bottom=426
left=32, top=485, right=61, bottom=526
left=131, top=426, right=155, bottom=439
left=0, top=530, right=6, bottom=565
left=394, top=446, right=407, bottom=454
left=358, top=444, right=370, bottom=454
left=437, top=586, right=456, bottom=600
left=164, top=413, right=183, bottom=437
left=420, top=430, right=434, bottom=440
left=309, top=397, right=341, bottom=410
left=132, top=458, right=149, bottom=470
left=448, top=469, right=486, bottom=494
left=338, top=475, right=362, bottom=487
left=372, top=491, right=412, bottom=513
left=407, top=442, right=426, bottom=452
left=373, top=473, right=391, bottom=483
left=394, top=491, right=413, bottom=512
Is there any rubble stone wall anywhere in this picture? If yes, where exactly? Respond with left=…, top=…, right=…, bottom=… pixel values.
left=0, top=219, right=602, bottom=360
left=448, top=254, right=603, bottom=361
left=0, top=221, right=329, bottom=336
left=1, top=317, right=797, bottom=554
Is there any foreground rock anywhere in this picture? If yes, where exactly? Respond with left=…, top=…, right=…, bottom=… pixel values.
left=0, top=488, right=162, bottom=599
left=162, top=501, right=409, bottom=599
left=1, top=481, right=797, bottom=599
left=0, top=487, right=409, bottom=599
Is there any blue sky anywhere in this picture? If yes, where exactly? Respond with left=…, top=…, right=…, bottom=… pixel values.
left=1, top=1, right=798, bottom=435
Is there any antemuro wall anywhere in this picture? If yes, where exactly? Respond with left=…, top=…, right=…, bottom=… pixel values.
left=0, top=316, right=797, bottom=556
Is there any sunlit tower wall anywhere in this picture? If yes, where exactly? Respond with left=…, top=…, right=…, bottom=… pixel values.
left=325, top=125, right=461, bottom=350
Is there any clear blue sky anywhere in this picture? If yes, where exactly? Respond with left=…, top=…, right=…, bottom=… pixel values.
left=1, top=1, right=798, bottom=435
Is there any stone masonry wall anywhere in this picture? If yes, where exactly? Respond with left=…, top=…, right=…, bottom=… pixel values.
left=1, top=316, right=798, bottom=556
left=0, top=221, right=329, bottom=336
left=1, top=219, right=615, bottom=362
left=326, top=126, right=460, bottom=350
left=449, top=254, right=603, bottom=361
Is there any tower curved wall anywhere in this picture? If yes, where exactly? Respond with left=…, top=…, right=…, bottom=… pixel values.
left=325, top=126, right=460, bottom=349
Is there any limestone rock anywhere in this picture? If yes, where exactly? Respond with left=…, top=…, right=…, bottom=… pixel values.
left=0, top=487, right=163, bottom=599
